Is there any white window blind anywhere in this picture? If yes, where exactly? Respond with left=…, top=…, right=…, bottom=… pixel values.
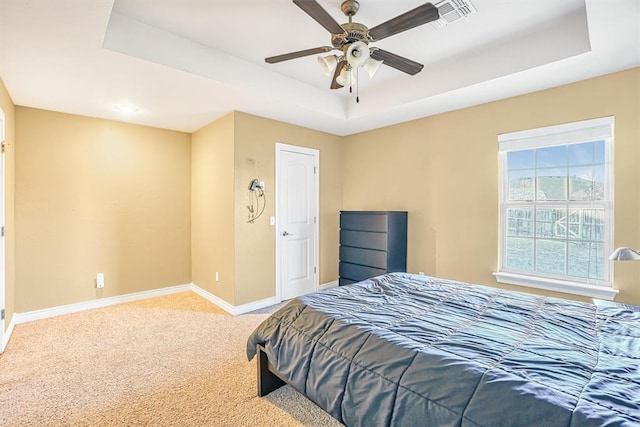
left=498, top=117, right=614, bottom=151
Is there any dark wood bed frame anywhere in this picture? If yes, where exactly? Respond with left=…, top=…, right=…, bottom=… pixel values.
left=256, top=344, right=288, bottom=397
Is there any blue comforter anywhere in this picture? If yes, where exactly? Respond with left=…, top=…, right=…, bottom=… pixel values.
left=247, top=273, right=640, bottom=426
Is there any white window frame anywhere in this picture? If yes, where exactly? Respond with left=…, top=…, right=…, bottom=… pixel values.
left=494, top=116, right=618, bottom=300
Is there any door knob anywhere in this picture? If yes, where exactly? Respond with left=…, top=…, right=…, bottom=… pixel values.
left=282, top=231, right=292, bottom=236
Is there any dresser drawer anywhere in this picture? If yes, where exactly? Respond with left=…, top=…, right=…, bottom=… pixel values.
left=340, top=213, right=388, bottom=232
left=338, top=211, right=407, bottom=285
left=340, top=230, right=388, bottom=251
left=339, top=262, right=387, bottom=282
left=339, top=246, right=388, bottom=269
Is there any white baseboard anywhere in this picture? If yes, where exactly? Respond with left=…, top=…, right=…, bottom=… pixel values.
left=234, top=296, right=281, bottom=315
left=10, top=279, right=342, bottom=328
left=13, top=284, right=192, bottom=325
left=189, top=284, right=235, bottom=314
left=191, top=281, right=339, bottom=314
left=320, top=280, right=338, bottom=290
left=190, top=283, right=280, bottom=315
left=1, top=315, right=15, bottom=354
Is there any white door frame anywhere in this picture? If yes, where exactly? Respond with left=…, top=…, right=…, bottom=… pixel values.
left=275, top=142, right=319, bottom=302
left=0, top=108, right=5, bottom=353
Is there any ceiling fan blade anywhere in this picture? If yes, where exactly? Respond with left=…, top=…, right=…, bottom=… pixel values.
left=293, top=0, right=345, bottom=34
left=265, top=46, right=334, bottom=64
left=330, top=60, right=347, bottom=89
left=368, top=3, right=439, bottom=41
left=370, top=49, right=424, bottom=75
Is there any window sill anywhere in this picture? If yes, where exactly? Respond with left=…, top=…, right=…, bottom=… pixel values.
left=493, top=272, right=619, bottom=300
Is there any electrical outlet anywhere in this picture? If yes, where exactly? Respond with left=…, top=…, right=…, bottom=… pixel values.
left=96, top=273, right=105, bottom=288
left=418, top=271, right=425, bottom=275
left=215, top=272, right=219, bottom=282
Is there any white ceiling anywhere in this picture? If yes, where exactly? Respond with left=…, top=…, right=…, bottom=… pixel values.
left=0, top=0, right=638, bottom=136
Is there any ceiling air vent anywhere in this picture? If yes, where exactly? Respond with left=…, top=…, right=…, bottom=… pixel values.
left=431, top=0, right=478, bottom=29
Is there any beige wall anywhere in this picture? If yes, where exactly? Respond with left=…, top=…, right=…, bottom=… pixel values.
left=190, top=111, right=342, bottom=306
left=12, top=106, right=342, bottom=313
left=15, top=108, right=192, bottom=312
left=233, top=112, right=343, bottom=305
left=0, top=77, right=16, bottom=330
left=343, top=67, right=640, bottom=305
left=5, top=67, right=639, bottom=315
left=191, top=112, right=235, bottom=304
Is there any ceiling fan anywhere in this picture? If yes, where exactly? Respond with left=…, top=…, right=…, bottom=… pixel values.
left=265, top=0, right=440, bottom=90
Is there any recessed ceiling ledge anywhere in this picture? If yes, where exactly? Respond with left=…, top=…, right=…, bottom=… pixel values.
left=103, top=11, right=348, bottom=121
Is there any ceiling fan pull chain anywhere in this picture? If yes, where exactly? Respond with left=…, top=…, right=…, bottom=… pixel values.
left=356, top=68, right=360, bottom=103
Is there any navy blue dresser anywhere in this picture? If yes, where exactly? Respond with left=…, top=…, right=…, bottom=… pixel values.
left=339, top=211, right=407, bottom=286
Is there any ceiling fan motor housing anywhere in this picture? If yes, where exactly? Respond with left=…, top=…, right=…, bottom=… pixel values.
left=331, top=22, right=370, bottom=50
left=340, top=0, right=360, bottom=17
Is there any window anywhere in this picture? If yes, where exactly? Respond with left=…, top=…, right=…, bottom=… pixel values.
left=495, top=117, right=617, bottom=300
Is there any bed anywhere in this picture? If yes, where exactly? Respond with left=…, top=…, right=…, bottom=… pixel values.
left=247, top=273, right=640, bottom=426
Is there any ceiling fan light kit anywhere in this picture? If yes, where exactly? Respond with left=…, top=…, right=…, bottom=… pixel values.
left=336, top=67, right=355, bottom=88
left=362, top=58, right=383, bottom=79
left=346, top=41, right=369, bottom=67
left=318, top=54, right=339, bottom=77
left=265, top=0, right=440, bottom=97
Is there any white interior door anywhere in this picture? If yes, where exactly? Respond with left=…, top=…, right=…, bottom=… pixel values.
left=276, top=143, right=318, bottom=301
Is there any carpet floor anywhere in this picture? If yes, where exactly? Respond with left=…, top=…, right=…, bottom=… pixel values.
left=0, top=292, right=342, bottom=426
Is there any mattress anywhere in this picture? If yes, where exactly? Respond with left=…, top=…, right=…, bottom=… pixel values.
left=247, top=273, right=640, bottom=426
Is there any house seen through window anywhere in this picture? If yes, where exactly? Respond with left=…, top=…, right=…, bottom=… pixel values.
left=495, top=117, right=615, bottom=299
